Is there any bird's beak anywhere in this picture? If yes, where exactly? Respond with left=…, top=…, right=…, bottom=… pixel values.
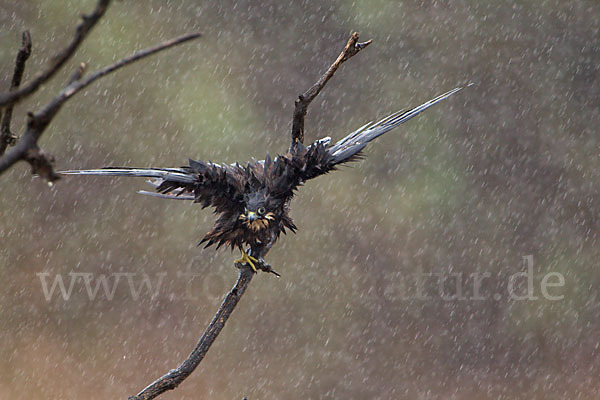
left=246, top=211, right=258, bottom=222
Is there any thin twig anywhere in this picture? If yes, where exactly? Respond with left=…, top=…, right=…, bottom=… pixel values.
left=0, top=31, right=202, bottom=180
left=129, top=266, right=255, bottom=400
left=63, top=31, right=202, bottom=102
left=0, top=31, right=32, bottom=156
left=0, top=0, right=110, bottom=108
left=290, top=32, right=372, bottom=146
left=67, top=62, right=88, bottom=85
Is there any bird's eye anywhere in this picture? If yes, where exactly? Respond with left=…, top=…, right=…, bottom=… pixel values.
left=257, top=207, right=266, bottom=215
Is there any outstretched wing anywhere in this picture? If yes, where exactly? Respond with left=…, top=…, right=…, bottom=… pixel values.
left=265, top=86, right=467, bottom=199
left=327, top=86, right=466, bottom=164
left=60, top=159, right=246, bottom=213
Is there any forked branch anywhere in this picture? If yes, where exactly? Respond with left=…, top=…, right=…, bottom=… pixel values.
left=2, top=21, right=371, bottom=399
left=290, top=32, right=372, bottom=146
left=129, top=34, right=372, bottom=400
left=0, top=31, right=202, bottom=180
left=0, top=0, right=110, bottom=108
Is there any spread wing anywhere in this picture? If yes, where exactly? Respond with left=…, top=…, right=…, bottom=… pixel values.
left=60, top=159, right=247, bottom=213
left=62, top=86, right=466, bottom=206
left=264, top=86, right=467, bottom=200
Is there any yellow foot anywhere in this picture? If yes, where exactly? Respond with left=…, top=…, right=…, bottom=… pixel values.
left=234, top=250, right=258, bottom=272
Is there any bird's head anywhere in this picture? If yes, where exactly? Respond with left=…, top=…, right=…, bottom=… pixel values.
left=239, top=191, right=276, bottom=231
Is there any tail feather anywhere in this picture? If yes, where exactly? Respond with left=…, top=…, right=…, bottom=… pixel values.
left=328, top=85, right=468, bottom=164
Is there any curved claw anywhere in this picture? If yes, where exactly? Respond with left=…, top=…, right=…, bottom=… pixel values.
left=235, top=250, right=280, bottom=276
left=234, top=249, right=258, bottom=272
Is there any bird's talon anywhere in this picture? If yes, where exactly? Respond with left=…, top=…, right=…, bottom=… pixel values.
left=235, top=249, right=258, bottom=273
left=249, top=261, right=257, bottom=273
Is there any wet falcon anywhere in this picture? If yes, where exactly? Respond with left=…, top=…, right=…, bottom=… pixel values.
left=61, top=86, right=465, bottom=275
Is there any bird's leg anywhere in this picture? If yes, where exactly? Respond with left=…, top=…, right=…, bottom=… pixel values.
left=245, top=239, right=280, bottom=276
left=234, top=248, right=258, bottom=272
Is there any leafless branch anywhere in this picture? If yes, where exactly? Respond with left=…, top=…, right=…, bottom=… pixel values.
left=0, top=31, right=32, bottom=156
left=128, top=34, right=370, bottom=400
left=1, top=24, right=370, bottom=399
left=64, top=31, right=202, bottom=102
left=129, top=266, right=255, bottom=400
left=0, top=31, right=202, bottom=181
left=0, top=0, right=110, bottom=108
left=290, top=32, right=372, bottom=146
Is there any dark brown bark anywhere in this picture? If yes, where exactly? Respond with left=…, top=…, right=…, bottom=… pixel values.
left=290, top=32, right=372, bottom=147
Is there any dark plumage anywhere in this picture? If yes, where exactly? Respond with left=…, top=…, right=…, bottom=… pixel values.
left=60, top=86, right=465, bottom=274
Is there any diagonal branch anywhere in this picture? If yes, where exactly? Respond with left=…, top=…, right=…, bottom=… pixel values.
left=129, top=36, right=370, bottom=400
left=60, top=31, right=202, bottom=104
left=290, top=32, right=372, bottom=146
left=0, top=0, right=110, bottom=108
left=0, top=31, right=202, bottom=181
left=0, top=31, right=32, bottom=156
left=129, top=266, right=255, bottom=400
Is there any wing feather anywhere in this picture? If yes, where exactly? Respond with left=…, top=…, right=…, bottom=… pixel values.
left=59, top=160, right=245, bottom=212
left=265, top=85, right=467, bottom=200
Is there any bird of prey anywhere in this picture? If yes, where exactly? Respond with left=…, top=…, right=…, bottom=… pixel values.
left=61, top=86, right=465, bottom=275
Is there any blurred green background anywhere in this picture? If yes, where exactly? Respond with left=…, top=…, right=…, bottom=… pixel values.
left=0, top=1, right=598, bottom=399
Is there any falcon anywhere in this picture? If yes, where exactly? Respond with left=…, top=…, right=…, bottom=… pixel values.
left=61, top=86, right=465, bottom=275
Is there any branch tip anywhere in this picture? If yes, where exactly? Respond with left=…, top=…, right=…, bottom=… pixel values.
left=68, top=62, right=88, bottom=85
left=21, top=30, right=32, bottom=55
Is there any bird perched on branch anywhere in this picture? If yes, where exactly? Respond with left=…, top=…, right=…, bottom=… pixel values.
left=61, top=86, right=465, bottom=276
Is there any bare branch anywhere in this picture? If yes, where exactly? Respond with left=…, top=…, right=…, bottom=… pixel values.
left=0, top=0, right=110, bottom=108
left=0, top=31, right=32, bottom=156
left=0, top=112, right=59, bottom=182
left=0, top=31, right=202, bottom=180
left=61, top=31, right=202, bottom=103
left=290, top=32, right=372, bottom=146
left=129, top=266, right=255, bottom=400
